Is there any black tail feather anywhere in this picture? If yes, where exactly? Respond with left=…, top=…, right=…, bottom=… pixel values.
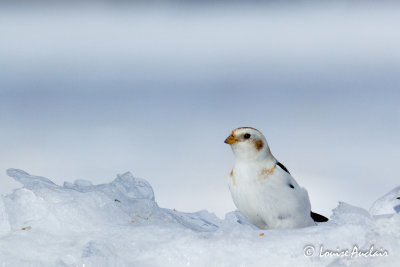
left=311, top=211, right=329, bottom=222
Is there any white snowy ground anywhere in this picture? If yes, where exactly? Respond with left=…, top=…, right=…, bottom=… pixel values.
left=0, top=169, right=399, bottom=267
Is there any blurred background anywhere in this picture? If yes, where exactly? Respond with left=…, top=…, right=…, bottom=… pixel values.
left=1, top=1, right=399, bottom=218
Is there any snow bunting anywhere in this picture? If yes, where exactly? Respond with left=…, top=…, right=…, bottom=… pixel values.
left=225, top=127, right=328, bottom=229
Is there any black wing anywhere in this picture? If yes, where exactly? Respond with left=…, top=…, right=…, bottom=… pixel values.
left=276, top=161, right=290, bottom=174
left=311, top=211, right=329, bottom=222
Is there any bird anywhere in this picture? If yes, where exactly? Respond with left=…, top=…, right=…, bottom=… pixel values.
left=224, top=127, right=328, bottom=229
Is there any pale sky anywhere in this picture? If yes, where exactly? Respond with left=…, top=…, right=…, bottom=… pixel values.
left=1, top=2, right=399, bottom=218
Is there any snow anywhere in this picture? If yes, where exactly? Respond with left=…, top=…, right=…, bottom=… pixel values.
left=0, top=169, right=399, bottom=266
left=370, top=186, right=400, bottom=216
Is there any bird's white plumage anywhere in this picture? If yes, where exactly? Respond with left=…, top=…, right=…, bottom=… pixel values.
left=225, top=127, right=315, bottom=229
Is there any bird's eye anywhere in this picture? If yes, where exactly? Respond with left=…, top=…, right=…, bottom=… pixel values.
left=244, top=133, right=251, bottom=139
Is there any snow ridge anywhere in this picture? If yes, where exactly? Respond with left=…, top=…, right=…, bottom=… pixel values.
left=0, top=169, right=399, bottom=267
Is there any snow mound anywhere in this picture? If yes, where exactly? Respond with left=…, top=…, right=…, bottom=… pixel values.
left=370, top=185, right=400, bottom=216
left=0, top=169, right=399, bottom=267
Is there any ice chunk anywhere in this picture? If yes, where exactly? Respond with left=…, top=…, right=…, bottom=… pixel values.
left=331, top=202, right=372, bottom=225
left=370, top=186, right=400, bottom=216
left=7, top=169, right=57, bottom=189
left=63, top=172, right=154, bottom=201
left=110, top=172, right=155, bottom=201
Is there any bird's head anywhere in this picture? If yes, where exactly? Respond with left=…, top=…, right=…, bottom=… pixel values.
left=224, top=127, right=272, bottom=161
